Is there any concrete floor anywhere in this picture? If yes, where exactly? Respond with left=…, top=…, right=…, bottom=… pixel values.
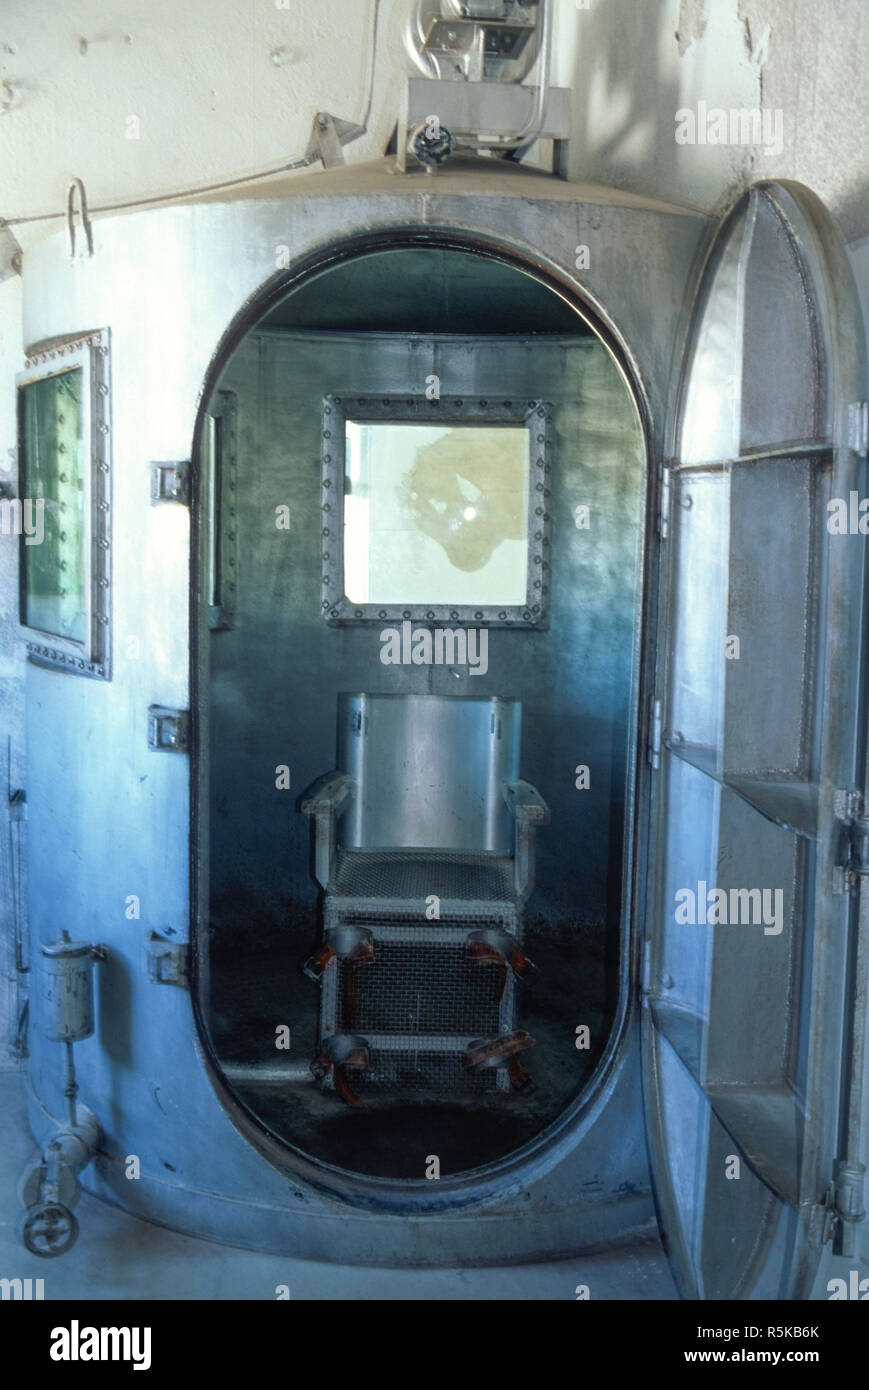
left=0, top=1070, right=679, bottom=1300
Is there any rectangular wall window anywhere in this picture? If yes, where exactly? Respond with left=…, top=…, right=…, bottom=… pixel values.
left=19, top=368, right=86, bottom=643
left=17, top=331, right=111, bottom=678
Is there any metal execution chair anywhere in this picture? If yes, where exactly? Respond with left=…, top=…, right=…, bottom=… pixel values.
left=300, top=693, right=549, bottom=1103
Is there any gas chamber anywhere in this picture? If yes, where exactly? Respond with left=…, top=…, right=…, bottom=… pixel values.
left=9, top=127, right=869, bottom=1298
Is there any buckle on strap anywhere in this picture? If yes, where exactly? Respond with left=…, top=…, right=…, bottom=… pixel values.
left=312, top=1034, right=371, bottom=1106
left=464, top=1030, right=536, bottom=1092
left=303, top=927, right=375, bottom=981
left=302, top=945, right=336, bottom=981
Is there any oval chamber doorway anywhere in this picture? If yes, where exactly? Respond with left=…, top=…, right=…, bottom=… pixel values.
left=192, top=237, right=648, bottom=1189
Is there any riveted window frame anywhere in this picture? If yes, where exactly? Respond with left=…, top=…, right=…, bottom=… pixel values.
left=16, top=328, right=112, bottom=680
left=320, top=392, right=553, bottom=628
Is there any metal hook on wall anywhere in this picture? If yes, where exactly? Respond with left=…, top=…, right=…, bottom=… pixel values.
left=66, top=178, right=93, bottom=259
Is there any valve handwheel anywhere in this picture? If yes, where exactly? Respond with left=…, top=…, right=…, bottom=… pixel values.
left=410, top=122, right=455, bottom=166
left=22, top=1201, right=78, bottom=1258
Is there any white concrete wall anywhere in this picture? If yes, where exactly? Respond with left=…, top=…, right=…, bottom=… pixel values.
left=1, top=1, right=867, bottom=238
left=564, top=0, right=869, bottom=239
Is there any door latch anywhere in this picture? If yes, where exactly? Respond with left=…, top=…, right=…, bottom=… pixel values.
left=848, top=401, right=868, bottom=457
left=833, top=789, right=869, bottom=894
left=146, top=932, right=187, bottom=986
left=658, top=467, right=672, bottom=539
left=647, top=698, right=663, bottom=769
left=150, top=460, right=190, bottom=505
left=147, top=705, right=190, bottom=753
left=810, top=1162, right=866, bottom=1254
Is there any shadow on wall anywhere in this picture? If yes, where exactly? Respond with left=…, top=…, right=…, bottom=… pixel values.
left=561, top=0, right=763, bottom=213
left=562, top=0, right=869, bottom=245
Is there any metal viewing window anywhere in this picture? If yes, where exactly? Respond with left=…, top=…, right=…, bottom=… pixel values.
left=17, top=330, right=111, bottom=678
left=321, top=395, right=552, bottom=626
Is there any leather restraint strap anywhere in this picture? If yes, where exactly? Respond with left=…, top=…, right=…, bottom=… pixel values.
left=466, top=938, right=534, bottom=1001
left=464, top=1029, right=536, bottom=1093
left=311, top=1037, right=371, bottom=1107
left=303, top=944, right=336, bottom=981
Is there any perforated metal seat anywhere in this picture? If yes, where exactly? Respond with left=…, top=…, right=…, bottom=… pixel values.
left=330, top=848, right=518, bottom=912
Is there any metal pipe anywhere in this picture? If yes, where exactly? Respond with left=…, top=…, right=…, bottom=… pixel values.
left=63, top=1039, right=78, bottom=1128
left=223, top=1061, right=315, bottom=1086
left=6, top=749, right=28, bottom=1060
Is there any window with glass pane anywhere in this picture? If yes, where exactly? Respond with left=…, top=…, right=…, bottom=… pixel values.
left=321, top=396, right=550, bottom=626
left=344, top=422, right=530, bottom=607
left=19, top=368, right=86, bottom=644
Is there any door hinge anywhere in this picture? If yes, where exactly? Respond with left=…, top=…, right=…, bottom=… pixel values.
left=658, top=466, right=672, bottom=539
left=147, top=705, right=190, bottom=753
left=647, top=698, right=663, bottom=769
left=810, top=1182, right=839, bottom=1249
left=150, top=460, right=190, bottom=505
left=848, top=401, right=869, bottom=456
left=146, top=931, right=188, bottom=986
left=639, top=938, right=652, bottom=1006
left=810, top=1162, right=867, bottom=1253
left=833, top=788, right=869, bottom=894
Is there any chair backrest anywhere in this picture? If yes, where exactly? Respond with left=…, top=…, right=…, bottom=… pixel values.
left=337, top=693, right=521, bottom=854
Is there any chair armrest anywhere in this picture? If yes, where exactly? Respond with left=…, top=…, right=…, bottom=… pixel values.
left=301, top=771, right=355, bottom=817
left=502, top=780, right=549, bottom=904
left=503, top=780, right=550, bottom=825
left=300, top=772, right=355, bottom=889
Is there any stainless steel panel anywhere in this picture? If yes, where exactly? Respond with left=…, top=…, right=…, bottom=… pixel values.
left=667, top=468, right=729, bottom=763
left=724, top=454, right=822, bottom=778
left=645, top=180, right=869, bottom=1300
left=740, top=192, right=822, bottom=452
left=338, top=692, right=519, bottom=852
left=16, top=156, right=706, bottom=1256
left=405, top=78, right=570, bottom=139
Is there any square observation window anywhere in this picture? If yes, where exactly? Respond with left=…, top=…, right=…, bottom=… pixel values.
left=16, top=330, right=111, bottom=678
left=321, top=396, right=552, bottom=626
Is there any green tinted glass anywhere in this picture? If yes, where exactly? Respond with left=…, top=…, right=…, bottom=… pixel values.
left=19, top=368, right=86, bottom=643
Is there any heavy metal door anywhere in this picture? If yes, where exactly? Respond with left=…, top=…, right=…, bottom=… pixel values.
left=643, top=181, right=869, bottom=1299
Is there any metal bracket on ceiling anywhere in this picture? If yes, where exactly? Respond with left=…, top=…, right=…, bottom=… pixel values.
left=305, top=111, right=361, bottom=169
left=0, top=218, right=22, bottom=282
left=393, top=77, right=571, bottom=176
left=66, top=178, right=94, bottom=260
